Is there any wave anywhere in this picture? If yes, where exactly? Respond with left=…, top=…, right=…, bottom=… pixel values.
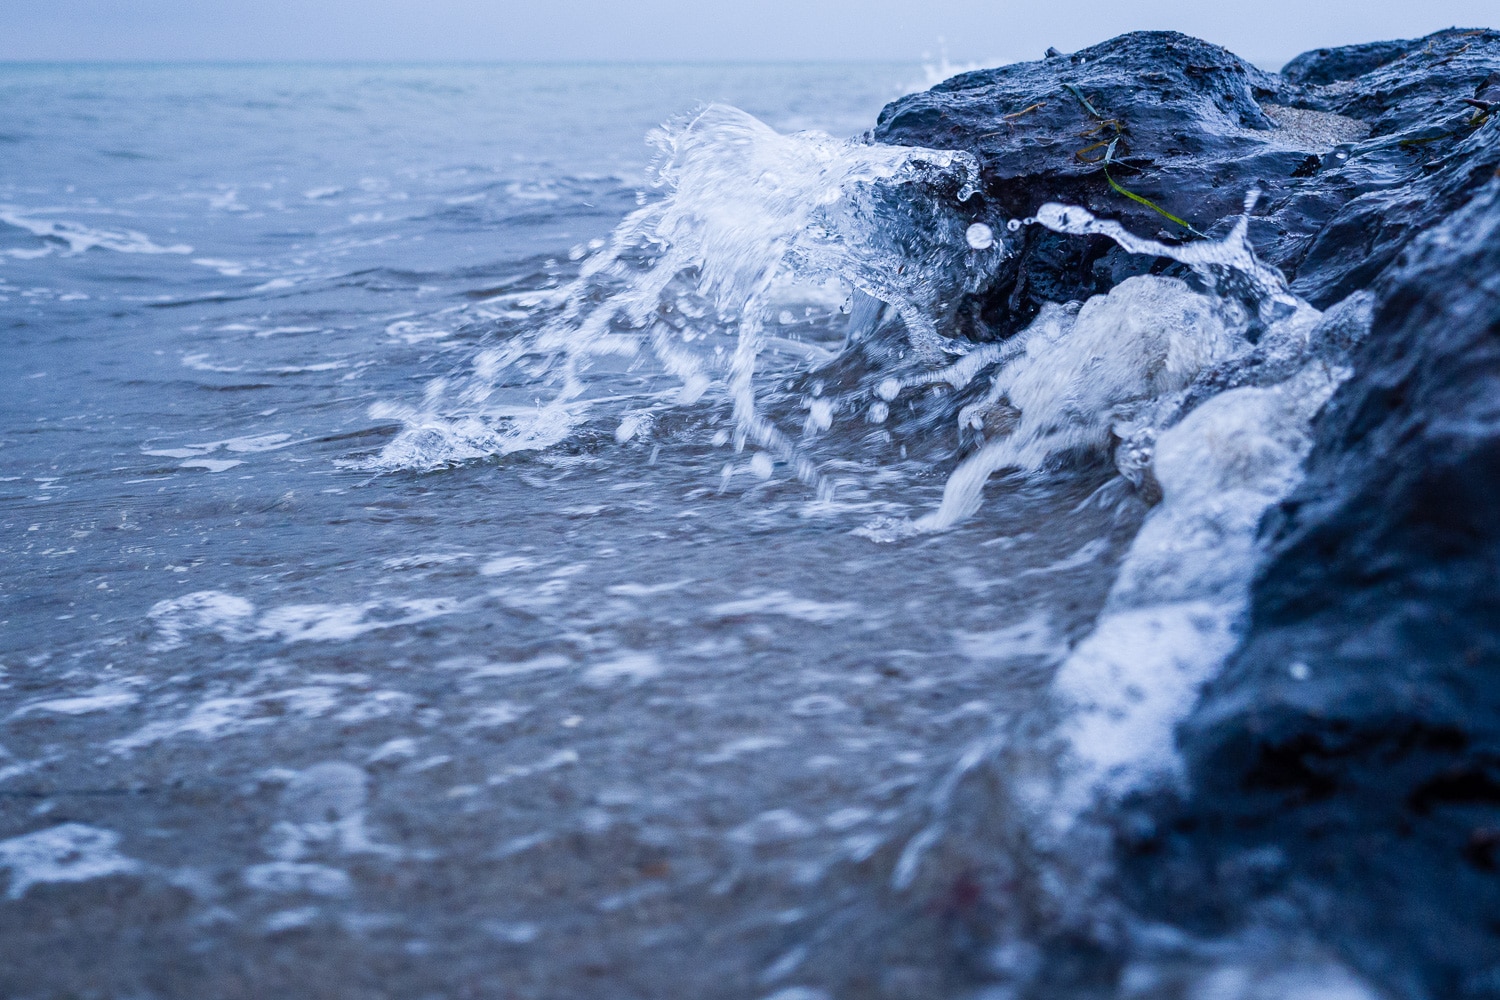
left=0, top=205, right=193, bottom=255
left=362, top=104, right=991, bottom=481
left=359, top=105, right=1365, bottom=849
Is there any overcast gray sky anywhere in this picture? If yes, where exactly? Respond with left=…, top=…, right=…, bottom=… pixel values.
left=3, top=0, right=1495, bottom=69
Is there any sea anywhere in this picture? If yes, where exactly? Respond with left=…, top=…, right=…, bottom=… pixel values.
left=0, top=63, right=1374, bottom=999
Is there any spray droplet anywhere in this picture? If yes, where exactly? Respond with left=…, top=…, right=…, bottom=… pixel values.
left=877, top=378, right=902, bottom=401
left=1006, top=219, right=1023, bottom=232
left=805, top=398, right=833, bottom=432
left=749, top=453, right=774, bottom=479
left=868, top=401, right=889, bottom=424
left=965, top=223, right=995, bottom=250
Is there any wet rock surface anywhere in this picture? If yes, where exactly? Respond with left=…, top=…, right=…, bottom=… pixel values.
left=880, top=25, right=1500, bottom=1000
left=874, top=28, right=1500, bottom=335
left=1120, top=168, right=1500, bottom=1000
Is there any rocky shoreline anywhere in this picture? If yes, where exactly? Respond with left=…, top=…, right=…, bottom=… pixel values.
left=883, top=27, right=1500, bottom=999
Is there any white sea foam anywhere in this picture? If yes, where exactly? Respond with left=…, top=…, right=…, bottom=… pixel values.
left=904, top=274, right=1246, bottom=530
left=885, top=203, right=1366, bottom=899
left=953, top=610, right=1058, bottom=661
left=1046, top=360, right=1346, bottom=822
left=709, top=591, right=861, bottom=624
left=147, top=590, right=256, bottom=650
left=147, top=590, right=463, bottom=649
left=109, top=685, right=394, bottom=752
left=263, top=762, right=401, bottom=860
left=0, top=824, right=142, bottom=899
left=0, top=206, right=192, bottom=255
left=256, top=598, right=462, bottom=642
left=963, top=204, right=1364, bottom=825
left=582, top=652, right=663, bottom=685
left=243, top=862, right=352, bottom=897
left=13, top=688, right=139, bottom=717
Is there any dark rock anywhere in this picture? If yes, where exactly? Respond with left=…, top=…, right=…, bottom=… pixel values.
left=874, top=28, right=1500, bottom=337
left=1121, top=173, right=1500, bottom=999
left=1272, top=29, right=1500, bottom=305
left=1281, top=38, right=1419, bottom=86
left=882, top=27, right=1500, bottom=999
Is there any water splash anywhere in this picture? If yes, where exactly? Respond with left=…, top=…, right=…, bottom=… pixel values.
left=1032, top=190, right=1302, bottom=325
left=879, top=190, right=1306, bottom=534
left=999, top=205, right=1353, bottom=822
left=910, top=275, right=1246, bottom=530
left=887, top=193, right=1367, bottom=895
left=367, top=107, right=1359, bottom=840
left=369, top=105, right=990, bottom=480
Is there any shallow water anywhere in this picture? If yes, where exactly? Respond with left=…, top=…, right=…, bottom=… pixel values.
left=0, top=62, right=1365, bottom=999
left=0, top=62, right=1145, bottom=998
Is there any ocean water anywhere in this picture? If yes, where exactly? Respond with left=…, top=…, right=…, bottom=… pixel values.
left=0, top=63, right=1368, bottom=998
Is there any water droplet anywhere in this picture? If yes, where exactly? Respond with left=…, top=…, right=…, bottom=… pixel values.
left=876, top=378, right=902, bottom=401
left=965, top=222, right=995, bottom=250
left=749, top=453, right=774, bottom=479
left=805, top=398, right=833, bottom=432
left=1006, top=218, right=1023, bottom=232
left=868, top=401, right=889, bottom=424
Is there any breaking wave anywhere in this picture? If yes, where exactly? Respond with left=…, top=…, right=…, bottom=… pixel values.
left=366, top=104, right=1365, bottom=846
left=365, top=104, right=991, bottom=482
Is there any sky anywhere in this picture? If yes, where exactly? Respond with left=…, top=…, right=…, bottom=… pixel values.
left=2, top=0, right=1496, bottom=69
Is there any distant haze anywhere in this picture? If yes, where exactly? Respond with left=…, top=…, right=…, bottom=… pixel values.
left=3, top=0, right=1496, bottom=70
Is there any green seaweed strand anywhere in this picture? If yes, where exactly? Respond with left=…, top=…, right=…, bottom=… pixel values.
left=1064, top=84, right=1205, bottom=238
left=1102, top=139, right=1206, bottom=237
left=1063, top=84, right=1104, bottom=120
